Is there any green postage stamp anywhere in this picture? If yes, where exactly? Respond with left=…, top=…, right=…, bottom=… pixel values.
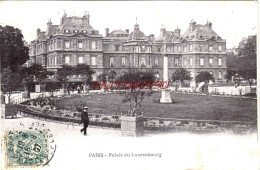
left=3, top=129, right=54, bottom=168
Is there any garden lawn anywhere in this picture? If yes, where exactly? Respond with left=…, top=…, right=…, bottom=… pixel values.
left=55, top=92, right=257, bottom=122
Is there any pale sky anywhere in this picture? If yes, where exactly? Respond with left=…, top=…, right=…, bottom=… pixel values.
left=0, top=1, right=258, bottom=48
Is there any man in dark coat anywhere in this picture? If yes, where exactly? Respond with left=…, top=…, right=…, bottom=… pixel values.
left=80, top=106, right=89, bottom=136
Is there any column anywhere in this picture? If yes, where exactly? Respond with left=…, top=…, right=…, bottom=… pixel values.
left=160, top=43, right=172, bottom=103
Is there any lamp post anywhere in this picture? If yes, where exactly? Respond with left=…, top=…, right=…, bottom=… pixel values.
left=160, top=41, right=172, bottom=103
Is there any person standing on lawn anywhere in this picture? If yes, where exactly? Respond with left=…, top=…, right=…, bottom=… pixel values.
left=80, top=106, right=89, bottom=136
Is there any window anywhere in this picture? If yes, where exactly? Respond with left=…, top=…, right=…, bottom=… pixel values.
left=78, top=41, right=83, bottom=49
left=140, top=57, right=146, bottom=66
left=209, top=58, right=213, bottom=66
left=184, top=59, right=187, bottom=66
left=122, top=57, right=126, bottom=66
left=190, top=44, right=193, bottom=51
left=110, top=57, right=114, bottom=66
left=91, top=41, right=96, bottom=50
left=91, top=56, right=96, bottom=65
left=78, top=56, right=83, bottom=64
left=209, top=46, right=213, bottom=51
left=148, top=55, right=151, bottom=65
left=147, top=46, right=151, bottom=52
left=218, top=71, right=222, bottom=79
left=65, top=56, right=70, bottom=64
left=174, top=58, right=179, bottom=67
left=184, top=46, right=187, bottom=52
left=200, top=58, right=204, bottom=66
left=155, top=57, right=159, bottom=66
left=218, top=45, right=222, bottom=51
left=64, top=29, right=70, bottom=33
left=178, top=46, right=181, bottom=51
left=51, top=57, right=54, bottom=65
left=155, top=71, right=160, bottom=78
left=167, top=47, right=171, bottom=53
left=134, top=46, right=141, bottom=52
left=190, top=58, right=193, bottom=66
left=218, top=58, right=222, bottom=66
left=158, top=47, right=161, bottom=52
left=65, top=40, right=70, bottom=49
left=141, top=46, right=145, bottom=52
left=54, top=56, right=57, bottom=65
left=209, top=71, right=213, bottom=75
left=199, top=45, right=203, bottom=52
left=115, top=45, right=119, bottom=51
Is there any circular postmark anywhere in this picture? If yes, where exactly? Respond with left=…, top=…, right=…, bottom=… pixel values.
left=3, top=126, right=56, bottom=168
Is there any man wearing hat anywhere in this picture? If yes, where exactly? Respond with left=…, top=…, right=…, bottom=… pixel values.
left=80, top=106, right=89, bottom=136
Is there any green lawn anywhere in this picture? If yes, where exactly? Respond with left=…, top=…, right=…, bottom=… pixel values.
left=55, top=92, right=257, bottom=122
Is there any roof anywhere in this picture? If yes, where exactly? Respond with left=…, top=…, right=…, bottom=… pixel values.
left=182, top=24, right=221, bottom=40
left=47, top=25, right=59, bottom=36
left=110, top=29, right=128, bottom=35
left=57, top=16, right=94, bottom=33
left=128, top=23, right=146, bottom=40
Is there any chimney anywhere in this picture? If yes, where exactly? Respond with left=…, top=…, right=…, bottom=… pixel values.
left=60, top=12, right=67, bottom=25
left=189, top=19, right=196, bottom=32
left=86, top=12, right=90, bottom=24
left=206, top=20, right=212, bottom=29
left=105, top=28, right=109, bottom=37
left=125, top=29, right=129, bottom=34
left=37, top=28, right=41, bottom=37
left=174, top=27, right=181, bottom=37
left=160, top=27, right=166, bottom=38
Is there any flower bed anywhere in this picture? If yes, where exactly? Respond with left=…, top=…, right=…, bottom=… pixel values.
left=16, top=104, right=121, bottom=129
left=143, top=117, right=255, bottom=134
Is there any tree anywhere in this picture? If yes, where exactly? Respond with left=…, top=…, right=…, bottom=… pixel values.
left=73, top=64, right=95, bottom=89
left=228, top=35, right=256, bottom=85
left=55, top=65, right=74, bottom=89
left=195, top=71, right=214, bottom=84
left=116, top=71, right=155, bottom=116
left=109, top=70, right=117, bottom=81
left=1, top=68, right=22, bottom=103
left=238, top=35, right=256, bottom=58
left=19, top=66, right=34, bottom=97
left=0, top=25, right=29, bottom=72
left=171, top=68, right=192, bottom=87
left=225, top=69, right=236, bottom=82
left=97, top=73, right=109, bottom=82
left=97, top=70, right=116, bottom=82
left=29, top=64, right=53, bottom=85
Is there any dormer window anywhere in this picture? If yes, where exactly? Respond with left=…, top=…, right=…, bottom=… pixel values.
left=73, top=30, right=78, bottom=33
left=64, top=29, right=70, bottom=33
left=82, top=30, right=87, bottom=34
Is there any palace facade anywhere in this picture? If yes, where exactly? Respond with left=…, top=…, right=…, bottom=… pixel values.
left=28, top=12, right=227, bottom=82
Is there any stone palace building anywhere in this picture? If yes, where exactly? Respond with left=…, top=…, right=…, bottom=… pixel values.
left=28, top=12, right=227, bottom=83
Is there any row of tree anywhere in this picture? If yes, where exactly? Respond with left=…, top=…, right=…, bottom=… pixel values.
left=226, top=35, right=256, bottom=84
left=1, top=63, right=95, bottom=103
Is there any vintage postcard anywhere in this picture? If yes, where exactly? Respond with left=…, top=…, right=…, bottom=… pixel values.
left=0, top=1, right=259, bottom=170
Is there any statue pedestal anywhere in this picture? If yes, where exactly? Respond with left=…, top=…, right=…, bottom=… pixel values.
left=160, top=90, right=172, bottom=103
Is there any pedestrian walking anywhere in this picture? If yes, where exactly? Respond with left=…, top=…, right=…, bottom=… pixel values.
left=80, top=106, right=89, bottom=136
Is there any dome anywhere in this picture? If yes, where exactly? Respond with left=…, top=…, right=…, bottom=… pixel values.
left=128, top=23, right=145, bottom=40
